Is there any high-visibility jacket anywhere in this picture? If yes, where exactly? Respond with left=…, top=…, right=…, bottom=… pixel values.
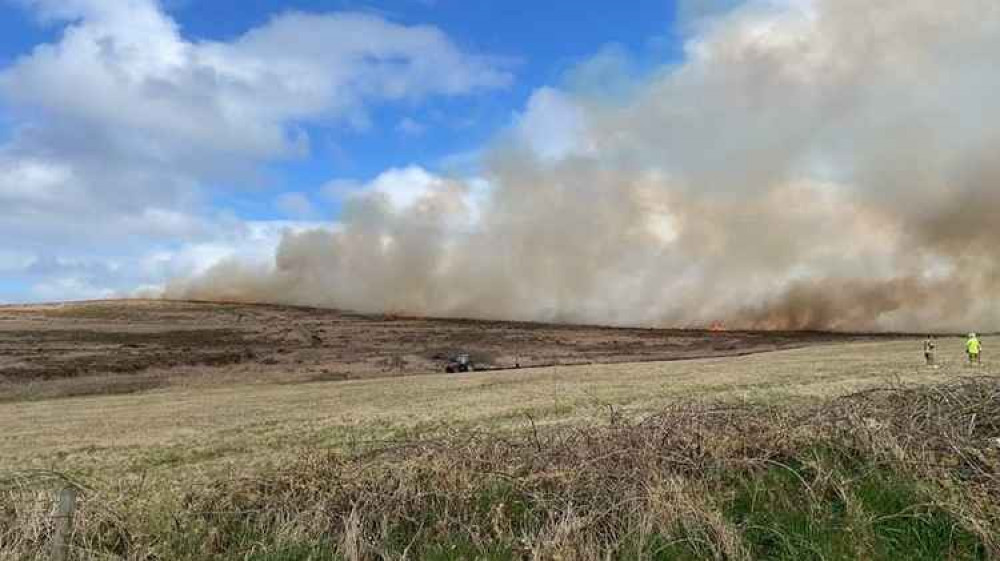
left=967, top=338, right=982, bottom=355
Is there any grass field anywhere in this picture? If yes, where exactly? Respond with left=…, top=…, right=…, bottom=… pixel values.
left=1, top=338, right=984, bottom=481
left=3, top=337, right=998, bottom=560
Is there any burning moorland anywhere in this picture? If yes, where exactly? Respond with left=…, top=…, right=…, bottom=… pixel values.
left=4, top=1, right=1000, bottom=559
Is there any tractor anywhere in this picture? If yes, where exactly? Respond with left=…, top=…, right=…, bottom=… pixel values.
left=445, top=353, right=474, bottom=373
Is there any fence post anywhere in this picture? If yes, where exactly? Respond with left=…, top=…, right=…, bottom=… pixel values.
left=51, top=486, right=78, bottom=561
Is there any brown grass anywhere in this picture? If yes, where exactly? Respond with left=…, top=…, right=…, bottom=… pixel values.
left=0, top=299, right=908, bottom=401
left=1, top=377, right=998, bottom=560
left=2, top=338, right=997, bottom=559
left=0, top=339, right=984, bottom=481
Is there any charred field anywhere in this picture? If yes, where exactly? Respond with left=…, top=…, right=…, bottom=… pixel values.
left=1, top=300, right=997, bottom=560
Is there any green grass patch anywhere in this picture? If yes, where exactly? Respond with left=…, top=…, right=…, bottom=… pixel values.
left=240, top=542, right=341, bottom=561
left=728, top=458, right=987, bottom=561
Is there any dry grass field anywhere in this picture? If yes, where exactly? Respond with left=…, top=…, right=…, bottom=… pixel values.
left=1, top=337, right=984, bottom=482
left=2, top=301, right=997, bottom=560
left=0, top=300, right=894, bottom=402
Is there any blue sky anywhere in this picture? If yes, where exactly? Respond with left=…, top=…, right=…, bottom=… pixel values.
left=0, top=0, right=687, bottom=302
left=171, top=0, right=682, bottom=186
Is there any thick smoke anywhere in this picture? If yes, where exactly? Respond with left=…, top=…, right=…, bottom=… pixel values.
left=167, top=0, right=1000, bottom=331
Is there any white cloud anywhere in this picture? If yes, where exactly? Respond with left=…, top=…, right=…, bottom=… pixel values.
left=20, top=255, right=122, bottom=301
left=677, top=0, right=745, bottom=32
left=137, top=219, right=339, bottom=280
left=320, top=178, right=364, bottom=202
left=0, top=0, right=512, bottom=301
left=0, top=156, right=78, bottom=205
left=516, top=87, right=592, bottom=161
left=15, top=217, right=338, bottom=301
left=31, top=276, right=117, bottom=301
left=1, top=2, right=512, bottom=160
left=345, top=165, right=493, bottom=228
left=0, top=250, right=35, bottom=273
left=275, top=192, right=317, bottom=218
left=364, top=165, right=448, bottom=211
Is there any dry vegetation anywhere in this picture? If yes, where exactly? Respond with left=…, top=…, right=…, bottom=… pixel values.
left=1, top=301, right=997, bottom=559
left=0, top=300, right=897, bottom=402
left=3, top=378, right=998, bottom=560
left=0, top=339, right=972, bottom=480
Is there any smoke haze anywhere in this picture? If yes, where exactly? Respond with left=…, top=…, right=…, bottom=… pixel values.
left=167, top=0, right=1000, bottom=332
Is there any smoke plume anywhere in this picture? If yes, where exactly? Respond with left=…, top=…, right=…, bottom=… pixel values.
left=167, top=0, right=1000, bottom=332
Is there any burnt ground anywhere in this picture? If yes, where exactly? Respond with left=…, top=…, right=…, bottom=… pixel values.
left=0, top=299, right=908, bottom=401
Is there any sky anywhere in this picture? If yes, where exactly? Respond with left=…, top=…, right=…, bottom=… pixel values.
left=0, top=0, right=689, bottom=302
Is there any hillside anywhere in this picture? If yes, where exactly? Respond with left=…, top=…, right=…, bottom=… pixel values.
left=0, top=299, right=894, bottom=402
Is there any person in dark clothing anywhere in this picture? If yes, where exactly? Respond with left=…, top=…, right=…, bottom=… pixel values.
left=923, top=335, right=936, bottom=366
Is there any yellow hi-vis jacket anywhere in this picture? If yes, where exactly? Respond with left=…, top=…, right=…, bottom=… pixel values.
left=967, top=338, right=982, bottom=355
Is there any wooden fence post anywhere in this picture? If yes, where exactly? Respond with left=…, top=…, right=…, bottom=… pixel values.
left=50, top=486, right=78, bottom=561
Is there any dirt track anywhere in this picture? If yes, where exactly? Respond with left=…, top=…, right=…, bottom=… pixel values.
left=0, top=299, right=906, bottom=400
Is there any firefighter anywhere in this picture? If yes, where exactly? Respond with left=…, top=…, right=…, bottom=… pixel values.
left=966, top=333, right=982, bottom=365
